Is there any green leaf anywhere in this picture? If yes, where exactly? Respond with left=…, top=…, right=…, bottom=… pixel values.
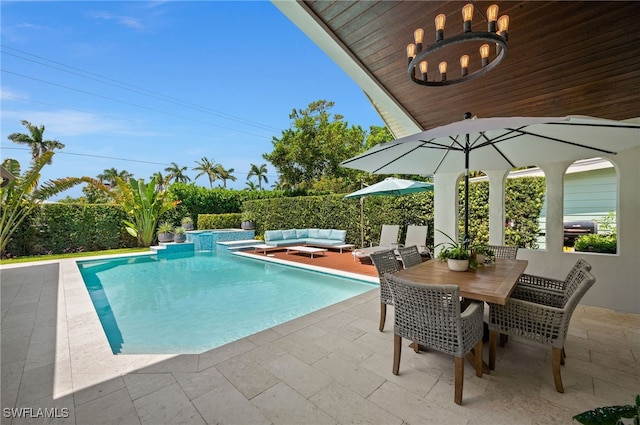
left=573, top=404, right=637, bottom=425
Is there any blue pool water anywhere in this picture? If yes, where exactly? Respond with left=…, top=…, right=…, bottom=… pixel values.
left=77, top=251, right=375, bottom=354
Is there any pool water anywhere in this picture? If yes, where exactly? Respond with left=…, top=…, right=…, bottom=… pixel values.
left=77, top=251, right=375, bottom=354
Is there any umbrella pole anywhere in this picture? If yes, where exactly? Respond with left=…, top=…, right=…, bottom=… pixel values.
left=463, top=112, right=472, bottom=249
left=360, top=196, right=365, bottom=248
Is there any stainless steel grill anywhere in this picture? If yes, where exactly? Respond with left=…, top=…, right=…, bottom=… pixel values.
left=563, top=220, right=598, bottom=247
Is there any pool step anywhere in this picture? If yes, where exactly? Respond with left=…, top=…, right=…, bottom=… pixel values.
left=216, top=239, right=262, bottom=252
left=151, top=242, right=195, bottom=255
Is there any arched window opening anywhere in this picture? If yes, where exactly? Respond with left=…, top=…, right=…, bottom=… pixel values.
left=563, top=158, right=617, bottom=254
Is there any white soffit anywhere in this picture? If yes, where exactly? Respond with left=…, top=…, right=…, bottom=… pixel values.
left=272, top=0, right=422, bottom=138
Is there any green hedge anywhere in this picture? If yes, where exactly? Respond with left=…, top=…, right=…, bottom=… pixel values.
left=197, top=213, right=243, bottom=230
left=4, top=204, right=136, bottom=257
left=4, top=178, right=546, bottom=257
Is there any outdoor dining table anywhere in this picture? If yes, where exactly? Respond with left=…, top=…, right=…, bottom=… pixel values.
left=394, top=258, right=528, bottom=372
left=394, top=258, right=528, bottom=305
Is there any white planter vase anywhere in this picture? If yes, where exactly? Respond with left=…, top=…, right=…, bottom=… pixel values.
left=447, top=259, right=469, bottom=272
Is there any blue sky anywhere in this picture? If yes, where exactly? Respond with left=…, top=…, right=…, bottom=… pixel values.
left=1, top=1, right=384, bottom=198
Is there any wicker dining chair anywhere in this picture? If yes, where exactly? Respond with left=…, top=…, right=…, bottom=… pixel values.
left=385, top=273, right=484, bottom=405
left=369, top=249, right=401, bottom=332
left=397, top=245, right=423, bottom=269
left=488, top=266, right=596, bottom=393
left=486, top=245, right=518, bottom=259
left=511, top=259, right=592, bottom=307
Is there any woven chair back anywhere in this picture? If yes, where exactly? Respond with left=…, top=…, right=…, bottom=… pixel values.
left=487, top=245, right=519, bottom=259
left=370, top=249, right=400, bottom=305
left=563, top=266, right=596, bottom=308
left=385, top=274, right=483, bottom=357
left=397, top=245, right=422, bottom=269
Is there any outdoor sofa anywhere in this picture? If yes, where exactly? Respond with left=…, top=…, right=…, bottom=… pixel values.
left=264, top=228, right=347, bottom=248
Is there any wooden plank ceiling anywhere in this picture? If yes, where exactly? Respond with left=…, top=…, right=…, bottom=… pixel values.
left=304, top=1, right=640, bottom=130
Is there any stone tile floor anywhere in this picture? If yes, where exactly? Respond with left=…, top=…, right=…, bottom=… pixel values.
left=1, top=258, right=639, bottom=425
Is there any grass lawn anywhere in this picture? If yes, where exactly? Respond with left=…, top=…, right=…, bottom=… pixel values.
left=0, top=247, right=150, bottom=265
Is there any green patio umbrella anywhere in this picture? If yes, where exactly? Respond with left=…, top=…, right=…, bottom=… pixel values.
left=344, top=177, right=434, bottom=248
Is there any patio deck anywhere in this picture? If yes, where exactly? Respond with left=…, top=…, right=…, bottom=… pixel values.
left=1, top=255, right=638, bottom=425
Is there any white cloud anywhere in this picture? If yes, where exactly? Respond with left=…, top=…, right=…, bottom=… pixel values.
left=1, top=108, right=162, bottom=138
left=1, top=86, right=27, bottom=101
left=88, top=11, right=144, bottom=30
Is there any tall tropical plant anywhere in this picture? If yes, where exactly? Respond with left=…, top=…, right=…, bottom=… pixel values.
left=7, top=120, right=65, bottom=164
left=0, top=152, right=87, bottom=255
left=216, top=164, right=236, bottom=188
left=165, top=162, right=191, bottom=184
left=192, top=157, right=219, bottom=188
left=247, top=163, right=269, bottom=190
left=99, top=176, right=180, bottom=247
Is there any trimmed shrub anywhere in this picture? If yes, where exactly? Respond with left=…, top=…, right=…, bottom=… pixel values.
left=197, top=213, right=242, bottom=229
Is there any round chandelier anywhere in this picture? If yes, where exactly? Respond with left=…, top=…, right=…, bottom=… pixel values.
left=406, top=3, right=509, bottom=86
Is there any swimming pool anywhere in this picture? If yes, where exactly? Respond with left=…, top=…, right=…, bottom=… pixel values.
left=77, top=251, right=375, bottom=355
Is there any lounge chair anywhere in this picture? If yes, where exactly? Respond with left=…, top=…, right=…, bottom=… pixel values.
left=402, top=225, right=431, bottom=257
left=354, top=224, right=400, bottom=260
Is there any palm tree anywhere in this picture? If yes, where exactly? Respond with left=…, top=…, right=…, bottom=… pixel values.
left=216, top=165, right=237, bottom=189
left=165, top=162, right=191, bottom=184
left=150, top=171, right=168, bottom=191
left=245, top=180, right=258, bottom=191
left=1, top=152, right=89, bottom=255
left=247, top=163, right=269, bottom=190
left=192, top=157, right=219, bottom=188
left=97, top=168, right=133, bottom=187
left=7, top=120, right=65, bottom=165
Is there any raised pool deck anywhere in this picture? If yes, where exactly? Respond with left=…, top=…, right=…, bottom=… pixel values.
left=1, top=254, right=638, bottom=424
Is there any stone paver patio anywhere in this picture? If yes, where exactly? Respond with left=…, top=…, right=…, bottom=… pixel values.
left=1, top=257, right=639, bottom=424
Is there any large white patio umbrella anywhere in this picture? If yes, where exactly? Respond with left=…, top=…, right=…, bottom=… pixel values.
left=340, top=115, right=640, bottom=246
left=344, top=177, right=434, bottom=248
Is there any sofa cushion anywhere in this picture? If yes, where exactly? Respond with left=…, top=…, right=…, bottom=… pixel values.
left=282, top=229, right=297, bottom=240
left=295, top=229, right=308, bottom=238
left=307, top=228, right=320, bottom=238
left=308, top=238, right=343, bottom=247
left=264, top=230, right=283, bottom=242
left=330, top=229, right=347, bottom=243
left=317, top=229, right=332, bottom=239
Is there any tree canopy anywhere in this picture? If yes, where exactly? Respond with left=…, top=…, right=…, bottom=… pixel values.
left=263, top=100, right=374, bottom=191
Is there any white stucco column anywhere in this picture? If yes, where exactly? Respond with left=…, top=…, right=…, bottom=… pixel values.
left=538, top=162, right=572, bottom=254
left=486, top=170, right=510, bottom=245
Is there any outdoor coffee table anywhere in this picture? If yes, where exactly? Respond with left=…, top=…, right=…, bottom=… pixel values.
left=330, top=244, right=355, bottom=253
left=249, top=244, right=279, bottom=254
left=285, top=246, right=328, bottom=259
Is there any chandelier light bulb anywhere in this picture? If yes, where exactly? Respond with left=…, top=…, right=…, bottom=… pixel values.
left=419, top=61, right=428, bottom=81
left=487, top=5, right=499, bottom=32
left=407, top=43, right=416, bottom=60
left=462, top=4, right=474, bottom=32
left=439, top=61, right=447, bottom=81
left=460, top=55, right=469, bottom=76
left=480, top=44, right=490, bottom=67
left=497, top=15, right=509, bottom=41
left=414, top=28, right=424, bottom=52
left=419, top=60, right=428, bottom=75
left=435, top=14, right=446, bottom=42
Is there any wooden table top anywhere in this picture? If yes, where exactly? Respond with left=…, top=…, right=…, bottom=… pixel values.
left=394, top=259, right=529, bottom=305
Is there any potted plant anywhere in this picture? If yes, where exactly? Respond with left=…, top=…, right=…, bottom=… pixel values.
left=435, top=230, right=472, bottom=272
left=157, top=222, right=174, bottom=243
left=181, top=217, right=194, bottom=231
left=474, top=246, right=495, bottom=265
left=173, top=226, right=187, bottom=243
